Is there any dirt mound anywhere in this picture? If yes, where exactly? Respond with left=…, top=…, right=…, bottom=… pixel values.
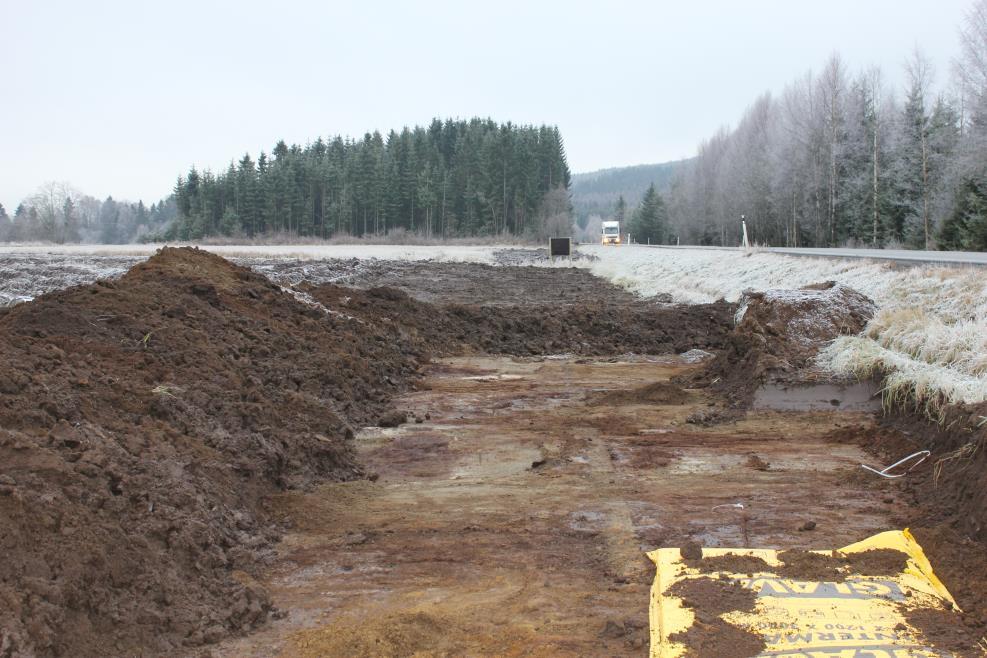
left=911, top=527, right=987, bottom=640
left=306, top=283, right=736, bottom=357
left=736, top=281, right=875, bottom=352
left=0, top=248, right=423, bottom=657
left=667, top=578, right=764, bottom=657
left=690, top=549, right=908, bottom=581
left=682, top=281, right=875, bottom=412
left=260, top=258, right=616, bottom=306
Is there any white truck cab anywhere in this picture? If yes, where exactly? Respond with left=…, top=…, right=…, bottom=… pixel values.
left=601, top=221, right=621, bottom=245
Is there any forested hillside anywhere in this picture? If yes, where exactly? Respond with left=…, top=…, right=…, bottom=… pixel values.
left=571, top=160, right=687, bottom=227
left=167, top=118, right=571, bottom=241
left=665, top=1, right=987, bottom=250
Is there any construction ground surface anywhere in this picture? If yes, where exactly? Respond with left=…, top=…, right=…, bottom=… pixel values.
left=1, top=246, right=985, bottom=657
left=213, top=354, right=893, bottom=657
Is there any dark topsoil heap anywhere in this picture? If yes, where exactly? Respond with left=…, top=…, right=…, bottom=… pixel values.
left=0, top=248, right=735, bottom=657
left=305, top=283, right=733, bottom=357
left=681, top=281, right=876, bottom=417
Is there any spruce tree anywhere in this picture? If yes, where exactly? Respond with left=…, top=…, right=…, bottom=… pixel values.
left=615, top=195, right=627, bottom=223
left=631, top=184, right=668, bottom=244
left=938, top=179, right=987, bottom=251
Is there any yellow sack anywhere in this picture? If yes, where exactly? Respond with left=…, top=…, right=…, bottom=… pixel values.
left=648, top=530, right=959, bottom=657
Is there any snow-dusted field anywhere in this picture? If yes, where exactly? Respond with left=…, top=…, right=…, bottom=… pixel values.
left=0, top=244, right=507, bottom=307
left=0, top=243, right=504, bottom=262
left=584, top=245, right=987, bottom=409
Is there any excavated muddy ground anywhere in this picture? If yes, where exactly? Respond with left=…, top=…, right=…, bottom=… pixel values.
left=210, top=355, right=906, bottom=657
left=1, top=248, right=983, bottom=657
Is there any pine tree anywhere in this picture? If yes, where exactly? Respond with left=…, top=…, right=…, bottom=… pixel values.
left=631, top=184, right=669, bottom=244
left=614, top=195, right=627, bottom=223
left=10, top=204, right=28, bottom=241
left=938, top=179, right=987, bottom=250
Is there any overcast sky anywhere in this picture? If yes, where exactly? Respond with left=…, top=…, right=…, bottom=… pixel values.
left=0, top=0, right=973, bottom=210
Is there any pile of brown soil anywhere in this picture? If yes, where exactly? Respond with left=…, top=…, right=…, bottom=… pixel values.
left=689, top=549, right=908, bottom=581
left=0, top=248, right=424, bottom=656
left=681, top=281, right=875, bottom=412
left=306, top=283, right=736, bottom=357
left=666, top=578, right=765, bottom=657
left=775, top=548, right=908, bottom=580
left=689, top=553, right=772, bottom=575
left=745, top=454, right=770, bottom=471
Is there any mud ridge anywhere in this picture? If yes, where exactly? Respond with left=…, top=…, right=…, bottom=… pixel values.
left=679, top=281, right=875, bottom=422
left=305, top=283, right=735, bottom=357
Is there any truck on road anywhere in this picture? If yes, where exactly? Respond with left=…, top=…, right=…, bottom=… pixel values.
left=602, top=221, right=621, bottom=245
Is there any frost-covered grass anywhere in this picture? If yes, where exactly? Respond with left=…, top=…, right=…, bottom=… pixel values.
left=583, top=245, right=987, bottom=410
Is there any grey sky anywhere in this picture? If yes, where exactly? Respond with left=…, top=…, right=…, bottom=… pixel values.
left=1, top=0, right=972, bottom=210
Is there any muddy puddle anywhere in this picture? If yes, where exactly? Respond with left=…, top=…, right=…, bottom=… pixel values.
left=213, top=355, right=896, bottom=658
left=753, top=379, right=882, bottom=412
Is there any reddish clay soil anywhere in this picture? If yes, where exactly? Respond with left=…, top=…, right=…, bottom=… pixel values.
left=689, top=548, right=910, bottom=581
left=668, top=577, right=758, bottom=617
left=209, top=356, right=907, bottom=658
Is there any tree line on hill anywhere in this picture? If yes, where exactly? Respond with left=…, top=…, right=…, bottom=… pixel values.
left=167, top=118, right=571, bottom=241
left=1, top=119, right=571, bottom=244
left=569, top=160, right=685, bottom=229
left=656, top=0, right=987, bottom=250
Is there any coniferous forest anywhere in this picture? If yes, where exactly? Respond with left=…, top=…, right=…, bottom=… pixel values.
left=167, top=118, right=571, bottom=241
